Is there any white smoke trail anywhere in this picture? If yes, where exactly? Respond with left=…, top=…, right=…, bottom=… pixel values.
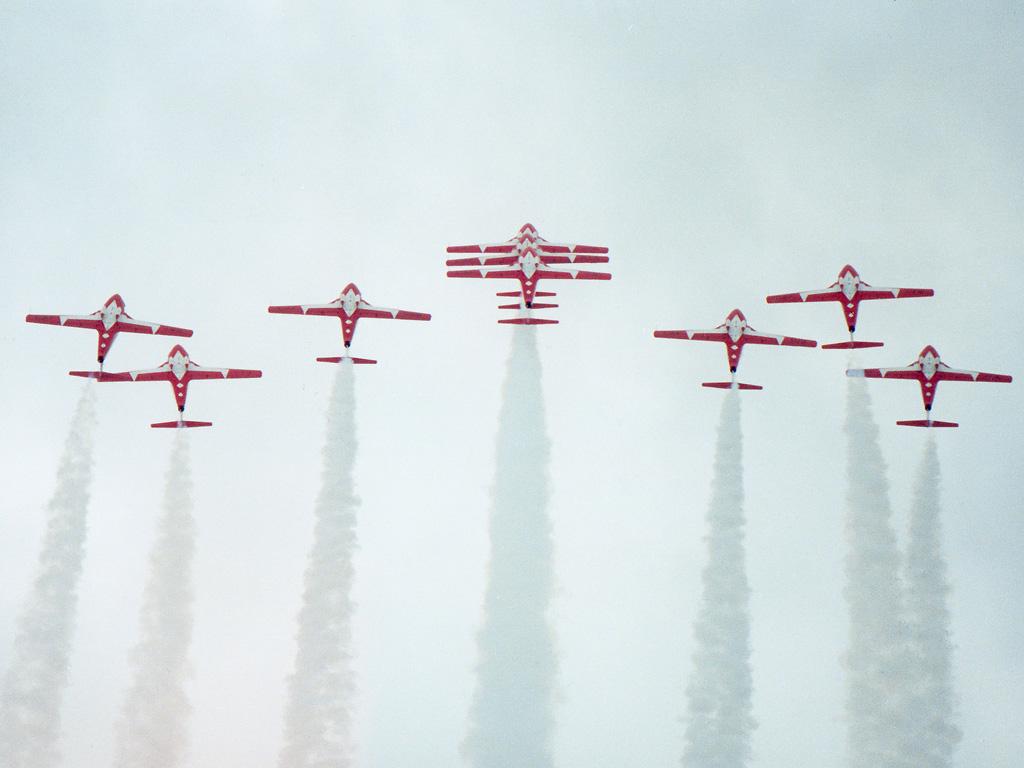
left=113, top=427, right=197, bottom=768
left=681, top=387, right=755, bottom=768
left=462, top=325, right=556, bottom=768
left=278, top=360, right=358, bottom=768
left=842, top=373, right=915, bottom=768
left=903, top=433, right=961, bottom=768
left=0, top=383, right=97, bottom=768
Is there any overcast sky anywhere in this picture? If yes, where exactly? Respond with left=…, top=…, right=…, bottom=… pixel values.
left=1, top=3, right=1022, bottom=767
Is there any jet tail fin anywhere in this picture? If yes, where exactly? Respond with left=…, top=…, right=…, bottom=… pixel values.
left=151, top=420, right=212, bottom=429
left=822, top=340, right=885, bottom=350
left=702, top=381, right=763, bottom=391
left=897, top=419, right=958, bottom=428
left=498, top=318, right=558, bottom=325
left=316, top=356, right=377, bottom=364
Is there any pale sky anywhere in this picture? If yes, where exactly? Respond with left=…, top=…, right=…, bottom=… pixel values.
left=1, top=3, right=1022, bottom=767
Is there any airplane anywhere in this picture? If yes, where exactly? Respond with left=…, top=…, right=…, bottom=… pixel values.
left=69, top=344, right=261, bottom=428
left=654, top=308, right=817, bottom=389
left=846, top=345, right=1012, bottom=427
left=446, top=223, right=610, bottom=324
left=765, top=265, right=933, bottom=348
left=267, top=283, right=430, bottom=364
left=26, top=293, right=192, bottom=366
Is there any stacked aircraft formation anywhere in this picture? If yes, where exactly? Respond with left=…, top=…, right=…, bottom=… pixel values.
left=27, top=229, right=1012, bottom=428
left=445, top=223, right=610, bottom=325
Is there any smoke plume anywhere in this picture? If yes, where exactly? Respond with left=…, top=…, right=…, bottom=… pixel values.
left=113, top=428, right=197, bottom=768
left=462, top=325, right=557, bottom=768
left=0, top=383, right=97, bottom=768
left=681, top=387, right=755, bottom=768
left=278, top=360, right=359, bottom=768
left=903, top=433, right=961, bottom=767
left=842, top=373, right=915, bottom=768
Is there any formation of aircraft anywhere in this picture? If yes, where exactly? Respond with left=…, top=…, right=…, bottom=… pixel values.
left=847, top=346, right=1012, bottom=428
left=446, top=223, right=610, bottom=324
left=25, top=294, right=192, bottom=366
left=23, top=248, right=1012, bottom=429
left=70, top=345, right=262, bottom=428
left=654, top=309, right=817, bottom=390
left=766, top=265, right=934, bottom=349
left=267, top=283, right=430, bottom=364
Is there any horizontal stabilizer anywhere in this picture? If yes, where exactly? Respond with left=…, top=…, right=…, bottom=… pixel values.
left=498, top=302, right=558, bottom=310
left=495, top=291, right=556, bottom=297
left=151, top=420, right=213, bottom=429
left=822, top=340, right=885, bottom=350
left=498, top=318, right=558, bottom=325
left=702, top=381, right=763, bottom=391
left=896, top=419, right=958, bottom=428
left=316, top=356, right=377, bottom=364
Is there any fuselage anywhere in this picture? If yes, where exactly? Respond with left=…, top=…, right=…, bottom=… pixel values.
left=836, top=266, right=865, bottom=331
left=916, top=345, right=942, bottom=410
left=338, top=283, right=363, bottom=346
left=166, top=345, right=192, bottom=410
left=723, top=309, right=750, bottom=371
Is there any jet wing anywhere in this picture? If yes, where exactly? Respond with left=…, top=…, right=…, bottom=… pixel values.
left=68, top=367, right=169, bottom=382
left=741, top=331, right=818, bottom=347
left=534, top=253, right=610, bottom=265
left=356, top=304, right=431, bottom=321
left=445, top=255, right=519, bottom=267
left=446, top=239, right=518, bottom=254
left=533, top=267, right=611, bottom=281
left=26, top=313, right=103, bottom=329
left=533, top=238, right=609, bottom=264
left=846, top=365, right=921, bottom=380
left=533, top=236, right=608, bottom=256
left=187, top=364, right=262, bottom=380
left=851, top=286, right=934, bottom=301
left=766, top=285, right=842, bottom=304
left=653, top=329, right=730, bottom=342
left=268, top=303, right=342, bottom=317
left=446, top=268, right=522, bottom=280
left=115, top=318, right=193, bottom=337
left=935, top=364, right=1012, bottom=383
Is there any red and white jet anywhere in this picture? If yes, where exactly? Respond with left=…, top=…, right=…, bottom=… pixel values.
left=267, top=283, right=430, bottom=364
left=446, top=223, right=610, bottom=324
left=766, top=265, right=933, bottom=349
left=26, top=293, right=192, bottom=366
left=654, top=308, right=817, bottom=389
left=70, top=344, right=262, bottom=428
left=846, top=345, right=1012, bottom=427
